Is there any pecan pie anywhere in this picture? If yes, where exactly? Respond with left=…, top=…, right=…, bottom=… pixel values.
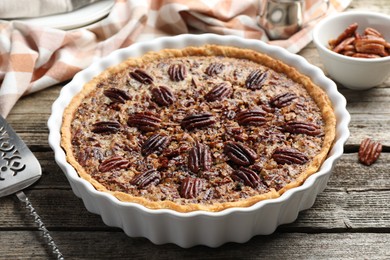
left=61, top=45, right=336, bottom=212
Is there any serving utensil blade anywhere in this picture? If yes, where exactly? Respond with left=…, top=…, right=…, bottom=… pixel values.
left=0, top=115, right=63, bottom=259
left=0, top=115, right=41, bottom=197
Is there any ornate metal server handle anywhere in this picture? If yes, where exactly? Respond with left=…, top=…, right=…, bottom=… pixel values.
left=16, top=191, right=65, bottom=260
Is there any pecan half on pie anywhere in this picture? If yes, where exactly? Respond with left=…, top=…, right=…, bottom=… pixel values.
left=61, top=45, right=336, bottom=212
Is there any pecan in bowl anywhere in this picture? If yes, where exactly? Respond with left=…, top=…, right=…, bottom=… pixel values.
left=313, top=11, right=390, bottom=89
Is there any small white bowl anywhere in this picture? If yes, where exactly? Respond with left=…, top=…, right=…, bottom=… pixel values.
left=48, top=34, right=350, bottom=247
left=313, top=11, right=390, bottom=90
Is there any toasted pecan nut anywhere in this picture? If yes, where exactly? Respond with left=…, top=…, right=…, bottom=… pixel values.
left=168, top=64, right=186, bottom=81
left=127, top=112, right=161, bottom=132
left=333, top=37, right=355, bottom=53
left=232, top=167, right=262, bottom=188
left=343, top=45, right=356, bottom=51
left=364, top=27, right=383, bottom=38
left=141, top=133, right=170, bottom=156
left=129, top=69, right=153, bottom=84
left=131, top=169, right=161, bottom=189
left=283, top=121, right=321, bottom=136
left=205, top=63, right=225, bottom=76
left=104, top=88, right=130, bottom=104
left=151, top=86, right=175, bottom=106
left=358, top=138, right=382, bottom=166
left=245, top=69, right=268, bottom=90
left=272, top=147, right=308, bottom=165
left=329, top=23, right=390, bottom=58
left=99, top=156, right=130, bottom=172
left=341, top=51, right=356, bottom=56
left=181, top=113, right=216, bottom=131
left=352, top=53, right=381, bottom=58
left=224, top=141, right=257, bottom=166
left=204, top=82, right=232, bottom=102
left=270, top=93, right=298, bottom=108
left=329, top=22, right=358, bottom=48
left=341, top=47, right=357, bottom=55
left=92, top=121, right=121, bottom=134
left=357, top=35, right=386, bottom=45
left=235, top=109, right=267, bottom=126
left=180, top=177, right=203, bottom=199
left=355, top=41, right=387, bottom=56
left=188, top=142, right=212, bottom=174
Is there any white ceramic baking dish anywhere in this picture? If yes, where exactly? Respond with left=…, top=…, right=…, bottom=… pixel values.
left=48, top=34, right=350, bottom=248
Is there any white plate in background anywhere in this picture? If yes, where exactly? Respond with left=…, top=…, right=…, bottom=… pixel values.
left=14, top=0, right=115, bottom=30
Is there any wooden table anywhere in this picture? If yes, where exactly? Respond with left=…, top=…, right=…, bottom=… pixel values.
left=1, top=0, right=389, bottom=258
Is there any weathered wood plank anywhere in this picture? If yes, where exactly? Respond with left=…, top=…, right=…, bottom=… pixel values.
left=1, top=231, right=390, bottom=259
left=2, top=188, right=390, bottom=230
left=327, top=153, right=390, bottom=191
left=2, top=151, right=390, bottom=230
left=1, top=190, right=106, bottom=229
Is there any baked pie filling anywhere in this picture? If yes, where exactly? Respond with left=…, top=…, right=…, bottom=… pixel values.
left=61, top=45, right=336, bottom=212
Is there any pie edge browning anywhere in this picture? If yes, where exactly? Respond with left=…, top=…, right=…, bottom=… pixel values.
left=61, top=44, right=336, bottom=212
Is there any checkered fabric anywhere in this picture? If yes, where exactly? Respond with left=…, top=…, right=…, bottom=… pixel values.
left=0, top=0, right=351, bottom=117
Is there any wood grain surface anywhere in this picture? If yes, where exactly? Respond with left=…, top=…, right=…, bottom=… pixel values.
left=1, top=0, right=390, bottom=258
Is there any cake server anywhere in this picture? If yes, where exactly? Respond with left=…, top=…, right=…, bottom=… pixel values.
left=0, top=115, right=64, bottom=259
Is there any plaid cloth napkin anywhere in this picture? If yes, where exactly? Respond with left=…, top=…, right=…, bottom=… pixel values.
left=0, top=0, right=351, bottom=117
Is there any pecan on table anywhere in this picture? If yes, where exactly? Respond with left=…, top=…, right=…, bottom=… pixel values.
left=358, top=138, right=382, bottom=166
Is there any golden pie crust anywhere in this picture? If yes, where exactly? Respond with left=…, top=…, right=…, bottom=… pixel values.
left=61, top=45, right=336, bottom=212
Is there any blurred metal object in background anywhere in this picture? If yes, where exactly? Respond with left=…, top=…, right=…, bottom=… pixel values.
left=258, top=0, right=329, bottom=40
